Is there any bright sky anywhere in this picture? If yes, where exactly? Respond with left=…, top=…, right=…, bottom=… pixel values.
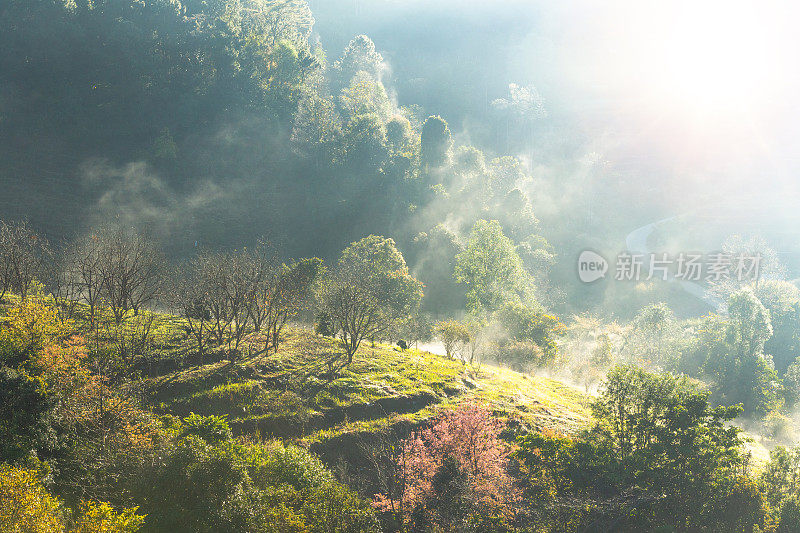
left=532, top=0, right=800, bottom=195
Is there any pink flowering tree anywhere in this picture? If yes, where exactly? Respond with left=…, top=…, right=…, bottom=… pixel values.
left=374, top=402, right=518, bottom=531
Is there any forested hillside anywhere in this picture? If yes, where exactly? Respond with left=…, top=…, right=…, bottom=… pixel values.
left=0, top=0, right=552, bottom=294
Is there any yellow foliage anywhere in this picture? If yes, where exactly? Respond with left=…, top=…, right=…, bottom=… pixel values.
left=71, top=501, right=144, bottom=533
left=0, top=297, right=72, bottom=359
left=0, top=464, right=145, bottom=533
left=0, top=464, right=66, bottom=533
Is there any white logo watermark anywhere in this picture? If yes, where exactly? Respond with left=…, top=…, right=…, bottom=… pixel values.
left=578, top=250, right=609, bottom=283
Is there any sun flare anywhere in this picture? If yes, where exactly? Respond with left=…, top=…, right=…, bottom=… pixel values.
left=638, top=1, right=788, bottom=117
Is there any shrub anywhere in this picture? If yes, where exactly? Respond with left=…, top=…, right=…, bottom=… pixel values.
left=434, top=320, right=470, bottom=360
left=138, top=415, right=379, bottom=533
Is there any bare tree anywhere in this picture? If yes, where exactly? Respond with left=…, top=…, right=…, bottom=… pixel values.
left=197, top=252, right=235, bottom=347
left=51, top=257, right=81, bottom=321
left=242, top=246, right=279, bottom=334
left=265, top=258, right=321, bottom=353
left=356, top=424, right=415, bottom=531
left=169, top=259, right=213, bottom=362
left=224, top=250, right=255, bottom=353
left=193, top=250, right=252, bottom=357
left=242, top=246, right=321, bottom=355
left=0, top=219, right=52, bottom=300
left=61, top=232, right=106, bottom=323
left=93, top=226, right=165, bottom=324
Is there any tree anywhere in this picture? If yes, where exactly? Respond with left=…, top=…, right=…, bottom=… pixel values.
left=517, top=365, right=762, bottom=531
left=291, top=92, right=343, bottom=164
left=411, top=225, right=466, bottom=314
left=186, top=250, right=254, bottom=355
left=561, top=314, right=622, bottom=392
left=333, top=35, right=384, bottom=87
left=454, top=220, right=531, bottom=313
left=728, top=288, right=773, bottom=358
left=0, top=463, right=145, bottom=533
left=386, top=115, right=413, bottom=154
left=757, top=280, right=800, bottom=374
left=0, top=464, right=65, bottom=533
left=137, top=415, right=378, bottom=533
left=374, top=403, right=517, bottom=531
left=317, top=236, right=423, bottom=365
left=61, top=232, right=106, bottom=324
left=397, top=311, right=433, bottom=350
left=761, top=446, right=800, bottom=512
left=622, top=302, right=684, bottom=369
left=491, top=83, right=546, bottom=152
left=494, top=301, right=565, bottom=368
left=785, top=360, right=800, bottom=407
left=340, top=71, right=392, bottom=123
left=704, top=288, right=780, bottom=416
left=0, top=220, right=52, bottom=301
left=169, top=258, right=214, bottom=361
left=420, top=115, right=453, bottom=170
left=247, top=255, right=322, bottom=355
left=435, top=320, right=470, bottom=360
left=592, top=366, right=747, bottom=521
left=709, top=234, right=786, bottom=300
left=778, top=499, right=800, bottom=533
left=71, top=501, right=144, bottom=533
left=79, top=226, right=165, bottom=325
left=343, top=112, right=389, bottom=171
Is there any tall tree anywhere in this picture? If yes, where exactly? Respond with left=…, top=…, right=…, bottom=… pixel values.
left=420, top=115, right=453, bottom=171
left=454, top=219, right=531, bottom=313
left=317, top=235, right=423, bottom=365
left=0, top=220, right=51, bottom=301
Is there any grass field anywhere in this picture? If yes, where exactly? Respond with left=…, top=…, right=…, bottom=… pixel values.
left=145, top=327, right=593, bottom=448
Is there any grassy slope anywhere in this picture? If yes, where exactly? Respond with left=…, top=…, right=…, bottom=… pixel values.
left=2, top=297, right=767, bottom=467
left=134, top=317, right=772, bottom=470
left=145, top=328, right=593, bottom=447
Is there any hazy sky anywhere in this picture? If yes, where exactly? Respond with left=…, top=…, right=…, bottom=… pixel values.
left=313, top=0, right=800, bottom=201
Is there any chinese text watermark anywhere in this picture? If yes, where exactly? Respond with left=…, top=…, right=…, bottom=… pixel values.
left=578, top=251, right=762, bottom=283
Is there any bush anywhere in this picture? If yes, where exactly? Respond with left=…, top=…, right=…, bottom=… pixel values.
left=0, top=463, right=143, bottom=533
left=138, top=415, right=379, bottom=533
left=0, top=463, right=65, bottom=533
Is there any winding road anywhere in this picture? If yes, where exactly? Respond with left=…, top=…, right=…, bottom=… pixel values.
left=625, top=216, right=722, bottom=310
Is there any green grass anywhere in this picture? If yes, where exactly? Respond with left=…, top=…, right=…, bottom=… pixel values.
left=0, top=295, right=592, bottom=448
left=145, top=327, right=593, bottom=446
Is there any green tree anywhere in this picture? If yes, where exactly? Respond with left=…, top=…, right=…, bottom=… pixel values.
left=454, top=220, right=531, bottom=313
left=761, top=446, right=800, bottom=511
left=623, top=302, right=684, bottom=369
left=704, top=289, right=779, bottom=416
left=340, top=71, right=392, bottom=123
left=317, top=236, right=423, bottom=365
left=434, top=320, right=470, bottom=360
left=333, top=35, right=384, bottom=87
left=757, top=280, right=800, bottom=374
left=778, top=499, right=800, bottom=533
left=784, top=360, right=800, bottom=407
left=411, top=225, right=465, bottom=314
left=517, top=365, right=761, bottom=531
left=494, top=300, right=565, bottom=367
left=137, top=415, right=378, bottom=533
left=420, top=115, right=453, bottom=170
